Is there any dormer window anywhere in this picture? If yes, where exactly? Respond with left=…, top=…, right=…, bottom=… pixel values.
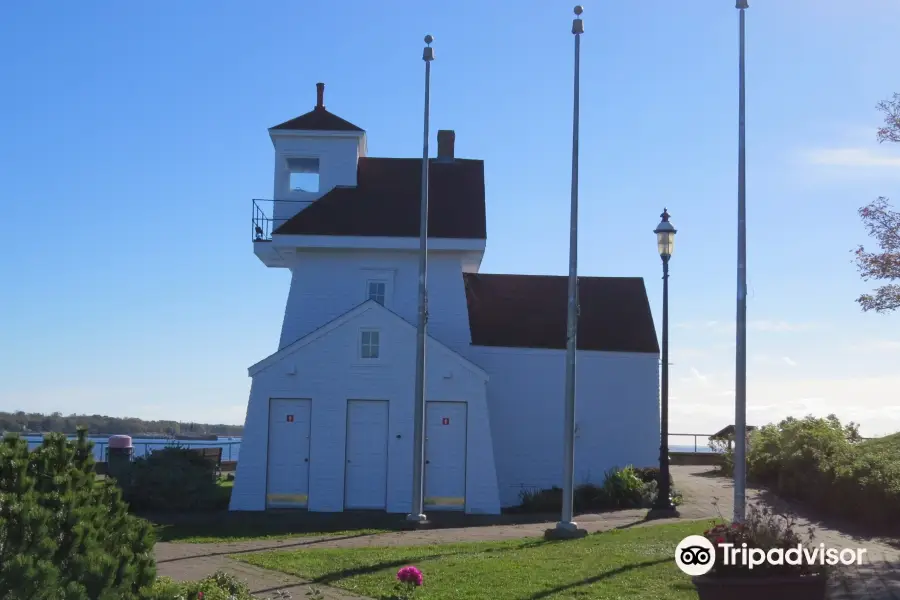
left=367, top=280, right=387, bottom=305
left=287, top=157, right=320, bottom=193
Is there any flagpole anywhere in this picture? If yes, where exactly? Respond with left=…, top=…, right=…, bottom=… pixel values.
left=733, top=0, right=748, bottom=524
left=547, top=5, right=587, bottom=540
left=407, top=34, right=434, bottom=525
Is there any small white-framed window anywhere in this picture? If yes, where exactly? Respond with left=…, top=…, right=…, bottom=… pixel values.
left=360, top=329, right=380, bottom=359
left=367, top=280, right=387, bottom=305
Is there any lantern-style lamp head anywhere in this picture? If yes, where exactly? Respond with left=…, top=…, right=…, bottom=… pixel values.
left=654, top=208, right=677, bottom=259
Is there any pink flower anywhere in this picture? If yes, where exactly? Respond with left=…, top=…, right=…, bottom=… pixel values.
left=397, top=565, right=424, bottom=587
left=197, top=593, right=203, bottom=599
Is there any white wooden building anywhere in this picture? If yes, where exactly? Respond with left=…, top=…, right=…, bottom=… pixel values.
left=230, top=84, right=661, bottom=515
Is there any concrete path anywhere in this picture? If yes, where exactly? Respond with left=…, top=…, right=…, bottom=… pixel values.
left=674, top=466, right=900, bottom=599
left=155, top=465, right=900, bottom=598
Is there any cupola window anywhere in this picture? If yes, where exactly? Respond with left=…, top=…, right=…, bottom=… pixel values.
left=287, top=157, right=320, bottom=193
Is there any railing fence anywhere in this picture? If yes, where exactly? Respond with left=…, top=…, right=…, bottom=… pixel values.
left=23, top=438, right=240, bottom=462
left=252, top=199, right=314, bottom=241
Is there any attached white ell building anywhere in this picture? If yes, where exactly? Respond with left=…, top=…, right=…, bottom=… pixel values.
left=230, top=83, right=661, bottom=515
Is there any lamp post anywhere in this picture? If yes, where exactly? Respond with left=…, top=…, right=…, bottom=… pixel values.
left=648, top=208, right=679, bottom=518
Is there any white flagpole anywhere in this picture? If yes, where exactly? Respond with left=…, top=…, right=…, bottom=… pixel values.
left=407, top=34, right=434, bottom=525
left=548, top=5, right=586, bottom=540
left=733, top=0, right=748, bottom=524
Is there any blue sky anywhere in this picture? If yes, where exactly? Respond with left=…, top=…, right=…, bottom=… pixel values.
left=1, top=1, right=898, bottom=436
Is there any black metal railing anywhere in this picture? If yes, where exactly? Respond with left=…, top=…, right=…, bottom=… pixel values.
left=670, top=433, right=716, bottom=453
left=97, top=440, right=241, bottom=462
left=252, top=199, right=313, bottom=241
left=23, top=438, right=241, bottom=462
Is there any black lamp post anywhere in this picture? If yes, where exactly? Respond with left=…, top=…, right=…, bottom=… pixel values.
left=649, top=208, right=679, bottom=517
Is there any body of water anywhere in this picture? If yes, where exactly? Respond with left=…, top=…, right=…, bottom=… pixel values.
left=671, top=444, right=715, bottom=453
left=21, top=435, right=243, bottom=462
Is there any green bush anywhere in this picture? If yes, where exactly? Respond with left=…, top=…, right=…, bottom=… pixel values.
left=143, top=571, right=255, bottom=600
left=600, top=466, right=646, bottom=509
left=742, top=415, right=900, bottom=530
left=0, top=429, right=156, bottom=599
left=708, top=438, right=734, bottom=475
left=122, top=446, right=229, bottom=513
left=632, top=466, right=674, bottom=489
left=515, top=465, right=660, bottom=513
left=517, top=486, right=563, bottom=513
left=145, top=570, right=311, bottom=599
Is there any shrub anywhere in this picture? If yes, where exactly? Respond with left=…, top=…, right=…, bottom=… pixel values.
left=122, top=446, right=228, bottom=513
left=632, top=466, right=674, bottom=489
left=739, top=415, right=900, bottom=531
left=0, top=429, right=156, bottom=599
left=600, top=465, right=646, bottom=509
left=747, top=415, right=857, bottom=501
left=514, top=465, right=662, bottom=513
left=145, top=571, right=302, bottom=599
left=708, top=438, right=734, bottom=475
left=574, top=483, right=606, bottom=511
left=517, top=486, right=563, bottom=513
left=143, top=570, right=253, bottom=600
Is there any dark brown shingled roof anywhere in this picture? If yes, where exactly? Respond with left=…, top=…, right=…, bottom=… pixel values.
left=273, top=158, right=486, bottom=239
left=462, top=273, right=660, bottom=353
left=270, top=83, right=364, bottom=132
left=270, top=106, right=364, bottom=132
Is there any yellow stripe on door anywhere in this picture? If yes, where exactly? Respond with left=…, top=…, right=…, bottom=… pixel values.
left=267, top=494, right=308, bottom=504
left=424, top=496, right=465, bottom=506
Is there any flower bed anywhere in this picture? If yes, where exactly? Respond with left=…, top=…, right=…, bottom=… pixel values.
left=688, top=505, right=828, bottom=600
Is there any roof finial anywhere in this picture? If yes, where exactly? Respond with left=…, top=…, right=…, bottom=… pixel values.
left=573, top=5, right=584, bottom=35
left=423, top=34, right=434, bottom=61
left=661, top=207, right=671, bottom=221
left=316, top=82, right=325, bottom=109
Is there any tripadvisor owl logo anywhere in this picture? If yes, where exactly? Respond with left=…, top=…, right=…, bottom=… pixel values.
left=675, top=535, right=716, bottom=576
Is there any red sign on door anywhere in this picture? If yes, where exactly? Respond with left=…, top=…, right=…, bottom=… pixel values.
left=286, top=415, right=294, bottom=422
left=442, top=418, right=450, bottom=425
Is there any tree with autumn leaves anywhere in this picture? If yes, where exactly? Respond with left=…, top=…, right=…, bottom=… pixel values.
left=854, top=93, right=900, bottom=313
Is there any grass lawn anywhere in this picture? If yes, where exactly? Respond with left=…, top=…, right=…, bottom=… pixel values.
left=236, top=520, right=707, bottom=599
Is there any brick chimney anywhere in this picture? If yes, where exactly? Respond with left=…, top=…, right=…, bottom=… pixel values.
left=437, top=130, right=455, bottom=161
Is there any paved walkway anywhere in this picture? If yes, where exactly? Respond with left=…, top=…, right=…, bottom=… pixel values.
left=674, top=467, right=900, bottom=599
left=155, top=466, right=900, bottom=599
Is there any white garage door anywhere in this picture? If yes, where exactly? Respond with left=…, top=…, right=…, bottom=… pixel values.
left=266, top=398, right=311, bottom=508
left=344, top=399, right=389, bottom=509
left=425, top=401, right=467, bottom=511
